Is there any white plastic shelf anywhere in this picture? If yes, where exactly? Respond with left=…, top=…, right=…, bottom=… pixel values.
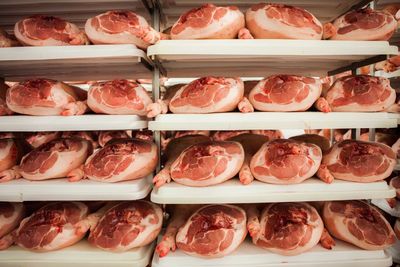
left=0, top=241, right=154, bottom=267
left=0, top=0, right=151, bottom=32
left=371, top=198, right=400, bottom=218
left=147, top=40, right=398, bottom=77
left=151, top=179, right=395, bottom=204
left=0, top=45, right=153, bottom=81
left=0, top=176, right=152, bottom=202
left=152, top=239, right=392, bottom=267
left=0, top=115, right=148, bottom=132
left=148, top=112, right=399, bottom=131
left=158, top=0, right=371, bottom=27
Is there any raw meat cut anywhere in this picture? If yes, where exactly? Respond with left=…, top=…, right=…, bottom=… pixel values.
left=0, top=203, right=25, bottom=250
left=247, top=203, right=333, bottom=255
left=323, top=8, right=397, bottom=41
left=245, top=4, right=323, bottom=40
left=15, top=15, right=88, bottom=46
left=131, top=130, right=153, bottom=142
left=88, top=79, right=152, bottom=115
left=148, top=77, right=244, bottom=117
left=244, top=75, right=322, bottom=112
left=390, top=176, right=400, bottom=199
left=14, top=202, right=96, bottom=251
left=212, top=131, right=250, bottom=141
left=228, top=133, right=269, bottom=185
left=153, top=135, right=211, bottom=187
left=168, top=141, right=244, bottom=187
left=24, top=132, right=60, bottom=148
left=0, top=138, right=92, bottom=182
left=0, top=27, right=19, bottom=47
left=89, top=201, right=162, bottom=251
left=375, top=55, right=400, bottom=73
left=0, top=139, right=31, bottom=181
left=6, top=79, right=88, bottom=116
left=290, top=134, right=331, bottom=153
left=0, top=82, right=12, bottom=116
left=85, top=10, right=160, bottom=49
left=317, top=140, right=396, bottom=183
left=69, top=138, right=157, bottom=183
left=395, top=219, right=400, bottom=240
left=382, top=3, right=400, bottom=19
left=156, top=205, right=201, bottom=257
left=98, top=131, right=131, bottom=147
left=322, top=200, right=395, bottom=250
left=161, top=131, right=210, bottom=152
left=251, top=130, right=283, bottom=140
left=170, top=4, right=245, bottom=40
left=62, top=131, right=98, bottom=149
left=157, top=204, right=246, bottom=258
left=315, top=75, right=396, bottom=112
left=250, top=139, right=323, bottom=184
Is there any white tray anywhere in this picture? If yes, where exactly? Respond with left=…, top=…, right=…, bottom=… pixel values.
left=148, top=112, right=399, bottom=131
left=152, top=238, right=392, bottom=267
left=0, top=240, right=154, bottom=267
left=0, top=45, right=152, bottom=81
left=147, top=40, right=398, bottom=77
left=0, top=0, right=151, bottom=31
left=0, top=176, right=152, bottom=202
left=158, top=0, right=369, bottom=26
left=371, top=198, right=400, bottom=218
left=151, top=179, right=395, bottom=204
left=0, top=115, right=148, bottom=132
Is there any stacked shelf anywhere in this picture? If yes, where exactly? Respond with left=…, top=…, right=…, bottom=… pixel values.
left=0, top=240, right=155, bottom=267
left=152, top=239, right=391, bottom=267
left=0, top=1, right=155, bottom=266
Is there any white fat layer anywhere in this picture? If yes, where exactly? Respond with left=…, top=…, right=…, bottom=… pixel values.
left=324, top=203, right=393, bottom=250
left=246, top=8, right=322, bottom=39
left=323, top=143, right=396, bottom=182
left=87, top=83, right=152, bottom=115
left=21, top=141, right=89, bottom=180
left=86, top=144, right=157, bottom=182
left=331, top=14, right=397, bottom=40
left=256, top=203, right=323, bottom=255
left=0, top=140, right=13, bottom=162
left=176, top=205, right=247, bottom=257
left=250, top=143, right=322, bottom=184
left=171, top=9, right=244, bottom=39
left=169, top=78, right=244, bottom=113
left=249, top=79, right=322, bottom=111
left=0, top=203, right=24, bottom=238
left=7, top=82, right=76, bottom=115
left=171, top=143, right=244, bottom=186
left=84, top=15, right=149, bottom=48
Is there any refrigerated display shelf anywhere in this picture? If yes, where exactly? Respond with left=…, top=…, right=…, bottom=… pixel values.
left=0, top=44, right=152, bottom=81
left=151, top=179, right=395, bottom=204
left=148, top=112, right=399, bottom=131
left=0, top=176, right=152, bottom=202
left=157, top=0, right=371, bottom=27
left=151, top=239, right=392, bottom=267
left=0, top=241, right=154, bottom=267
left=0, top=0, right=152, bottom=31
left=371, top=198, right=400, bottom=218
left=0, top=114, right=148, bottom=132
left=147, top=40, right=398, bottom=77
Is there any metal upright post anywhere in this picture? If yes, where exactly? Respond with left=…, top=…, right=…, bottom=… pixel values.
left=152, top=2, right=162, bottom=173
